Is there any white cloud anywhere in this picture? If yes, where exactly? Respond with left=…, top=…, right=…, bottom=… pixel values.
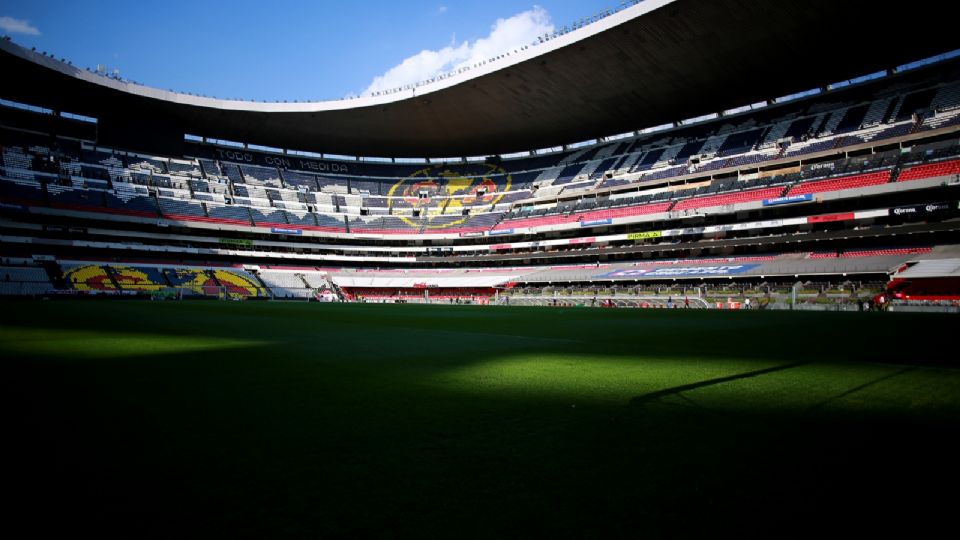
left=0, top=16, right=40, bottom=36
left=363, top=6, right=553, bottom=96
left=437, top=5, right=448, bottom=15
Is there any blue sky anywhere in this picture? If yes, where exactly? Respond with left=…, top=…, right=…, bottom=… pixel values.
left=0, top=1, right=615, bottom=101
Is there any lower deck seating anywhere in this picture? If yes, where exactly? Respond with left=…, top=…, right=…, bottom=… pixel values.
left=896, top=159, right=960, bottom=182
left=0, top=265, right=55, bottom=295
left=576, top=202, right=673, bottom=221
left=258, top=270, right=313, bottom=298
left=787, top=171, right=891, bottom=196
left=342, top=287, right=495, bottom=300
left=111, top=265, right=168, bottom=291
left=163, top=267, right=266, bottom=297
left=496, top=201, right=673, bottom=231
left=60, top=263, right=266, bottom=297
left=211, top=268, right=267, bottom=297
left=673, top=186, right=783, bottom=211
left=62, top=264, right=116, bottom=291
left=807, top=247, right=933, bottom=259
left=494, top=213, right=575, bottom=230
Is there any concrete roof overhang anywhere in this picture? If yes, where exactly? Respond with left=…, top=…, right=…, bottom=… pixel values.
left=1, top=0, right=956, bottom=157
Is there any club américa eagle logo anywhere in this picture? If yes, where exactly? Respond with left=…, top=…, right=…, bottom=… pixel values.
left=386, top=164, right=512, bottom=229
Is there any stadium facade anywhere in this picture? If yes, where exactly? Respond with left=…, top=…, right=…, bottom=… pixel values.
left=2, top=0, right=960, bottom=309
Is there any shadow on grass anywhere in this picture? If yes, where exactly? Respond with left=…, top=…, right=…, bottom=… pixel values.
left=3, top=315, right=960, bottom=539
left=2, top=299, right=959, bottom=370
left=806, top=365, right=918, bottom=412
left=630, top=360, right=811, bottom=406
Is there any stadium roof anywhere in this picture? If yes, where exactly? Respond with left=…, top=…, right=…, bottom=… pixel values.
left=1, top=0, right=956, bottom=157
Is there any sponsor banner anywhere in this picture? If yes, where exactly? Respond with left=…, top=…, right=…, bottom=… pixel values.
left=627, top=231, right=663, bottom=240
left=891, top=205, right=919, bottom=217
left=807, top=212, right=854, bottom=224
left=220, top=238, right=253, bottom=247
left=596, top=264, right=761, bottom=279
left=271, top=227, right=303, bottom=235
left=459, top=231, right=484, bottom=238
left=488, top=229, right=515, bottom=236
left=188, top=142, right=356, bottom=175
left=734, top=218, right=784, bottom=231
left=854, top=209, right=888, bottom=219
left=569, top=237, right=596, bottom=245
left=700, top=218, right=793, bottom=235
left=490, top=244, right=512, bottom=251
left=891, top=202, right=953, bottom=216
left=44, top=225, right=88, bottom=234
left=581, top=218, right=612, bottom=227
left=763, top=194, right=813, bottom=206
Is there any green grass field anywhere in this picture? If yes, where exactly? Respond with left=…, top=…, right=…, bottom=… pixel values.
left=2, top=300, right=959, bottom=538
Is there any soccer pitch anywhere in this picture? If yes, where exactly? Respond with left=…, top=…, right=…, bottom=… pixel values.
left=2, top=300, right=958, bottom=537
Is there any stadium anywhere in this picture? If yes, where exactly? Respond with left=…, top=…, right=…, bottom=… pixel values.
left=2, top=0, right=959, bottom=536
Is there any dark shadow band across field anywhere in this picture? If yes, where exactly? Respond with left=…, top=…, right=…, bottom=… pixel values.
left=630, top=360, right=811, bottom=406
left=2, top=300, right=959, bottom=538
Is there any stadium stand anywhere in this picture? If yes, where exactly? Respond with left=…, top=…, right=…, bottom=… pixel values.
left=258, top=270, right=314, bottom=298
left=1, top=51, right=956, bottom=241
left=896, top=159, right=960, bottom=182
left=62, top=264, right=117, bottom=291
left=787, top=171, right=892, bottom=196
left=672, top=187, right=783, bottom=211
left=0, top=264, right=55, bottom=296
left=111, top=265, right=169, bottom=291
left=3, top=33, right=960, bottom=309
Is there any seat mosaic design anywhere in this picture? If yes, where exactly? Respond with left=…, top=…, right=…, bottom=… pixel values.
left=112, top=266, right=167, bottom=291
left=161, top=267, right=265, bottom=298
left=385, top=164, right=514, bottom=230
left=62, top=264, right=115, bottom=291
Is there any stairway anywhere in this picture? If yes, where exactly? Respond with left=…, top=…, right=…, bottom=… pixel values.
left=41, top=261, right=67, bottom=289
left=328, top=279, right=347, bottom=301
left=206, top=270, right=225, bottom=291
left=160, top=269, right=173, bottom=287
left=296, top=273, right=312, bottom=290
left=889, top=166, right=902, bottom=183
left=103, top=266, right=122, bottom=290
